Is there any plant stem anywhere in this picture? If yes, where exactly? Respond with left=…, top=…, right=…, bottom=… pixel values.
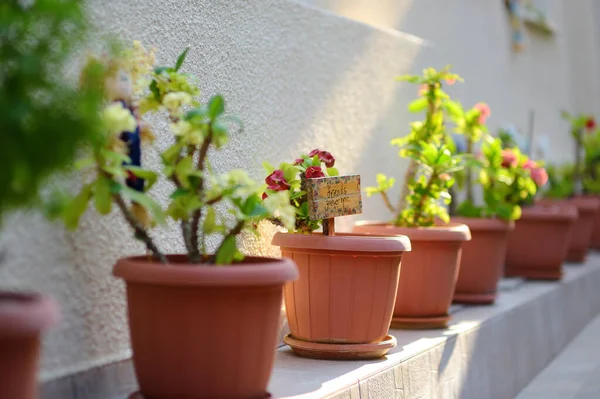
left=208, top=220, right=245, bottom=264
left=380, top=191, right=396, bottom=214
left=114, top=194, right=168, bottom=264
left=397, top=84, right=437, bottom=217
left=413, top=170, right=438, bottom=225
left=574, top=128, right=583, bottom=195
left=189, top=130, right=213, bottom=263
left=466, top=138, right=474, bottom=203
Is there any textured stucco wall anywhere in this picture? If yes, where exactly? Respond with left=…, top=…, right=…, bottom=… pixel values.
left=0, top=0, right=425, bottom=380
left=0, top=0, right=598, bottom=381
left=301, top=0, right=600, bottom=162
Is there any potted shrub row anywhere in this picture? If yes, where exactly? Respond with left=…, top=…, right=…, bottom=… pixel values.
left=7, top=29, right=600, bottom=398
left=540, top=112, right=600, bottom=262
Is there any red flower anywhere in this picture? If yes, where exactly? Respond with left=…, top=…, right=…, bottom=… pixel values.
left=523, top=159, right=537, bottom=170
left=308, top=149, right=335, bottom=168
left=439, top=173, right=452, bottom=181
left=294, top=158, right=304, bottom=166
left=586, top=118, right=596, bottom=130
left=474, top=103, right=491, bottom=124
left=261, top=192, right=268, bottom=200
left=445, top=77, right=456, bottom=86
left=305, top=166, right=325, bottom=179
left=530, top=167, right=548, bottom=187
left=501, top=149, right=518, bottom=168
left=265, top=170, right=290, bottom=191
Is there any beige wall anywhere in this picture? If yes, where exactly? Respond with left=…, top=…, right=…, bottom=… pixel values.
left=0, top=0, right=597, bottom=381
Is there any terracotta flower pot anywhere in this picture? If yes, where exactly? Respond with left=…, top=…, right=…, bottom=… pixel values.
left=540, top=197, right=600, bottom=262
left=353, top=222, right=471, bottom=329
left=272, top=232, right=410, bottom=360
left=450, top=217, right=514, bottom=305
left=113, top=255, right=298, bottom=399
left=0, top=292, right=59, bottom=399
left=505, top=204, right=577, bottom=279
left=590, top=196, right=600, bottom=249
left=567, top=197, right=600, bottom=259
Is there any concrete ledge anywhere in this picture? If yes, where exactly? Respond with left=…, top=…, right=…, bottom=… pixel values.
left=41, top=255, right=600, bottom=399
left=270, top=256, right=600, bottom=398
left=517, top=312, right=600, bottom=398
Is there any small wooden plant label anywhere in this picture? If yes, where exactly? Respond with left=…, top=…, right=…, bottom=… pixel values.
left=306, top=174, right=363, bottom=236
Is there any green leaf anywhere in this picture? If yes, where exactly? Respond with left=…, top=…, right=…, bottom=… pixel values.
left=162, top=142, right=184, bottom=164
left=94, top=176, right=112, bottom=215
left=215, top=235, right=237, bottom=265
left=125, top=166, right=158, bottom=191
left=170, top=188, right=189, bottom=199
left=175, top=156, right=194, bottom=188
left=290, top=190, right=306, bottom=200
left=121, top=186, right=165, bottom=223
left=262, top=161, right=275, bottom=174
left=63, top=184, right=93, bottom=229
left=154, top=66, right=173, bottom=75
left=203, top=207, right=217, bottom=234
left=408, top=97, right=428, bottom=113
left=208, top=95, right=225, bottom=119
left=74, top=157, right=95, bottom=170
left=326, top=167, right=339, bottom=176
left=149, top=79, right=160, bottom=101
left=174, top=48, right=190, bottom=72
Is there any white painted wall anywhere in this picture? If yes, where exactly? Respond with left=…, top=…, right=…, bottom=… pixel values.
left=0, top=0, right=597, bottom=381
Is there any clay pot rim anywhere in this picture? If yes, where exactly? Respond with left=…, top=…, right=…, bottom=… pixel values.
left=568, top=196, right=600, bottom=212
left=113, top=255, right=298, bottom=287
left=271, top=232, right=411, bottom=253
left=353, top=221, right=471, bottom=242
left=450, top=216, right=515, bottom=232
left=0, top=292, right=60, bottom=337
left=521, top=204, right=578, bottom=221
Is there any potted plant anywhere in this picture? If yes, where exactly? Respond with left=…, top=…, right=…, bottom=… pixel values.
left=265, top=150, right=411, bottom=359
left=579, top=118, right=600, bottom=248
left=50, top=43, right=298, bottom=399
left=355, top=67, right=471, bottom=329
left=504, top=155, right=576, bottom=279
left=538, top=111, right=600, bottom=262
left=450, top=127, right=528, bottom=303
left=0, top=1, right=105, bottom=398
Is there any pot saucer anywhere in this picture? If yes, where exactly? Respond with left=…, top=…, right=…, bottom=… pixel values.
left=567, top=248, right=587, bottom=263
left=390, top=315, right=449, bottom=330
left=505, top=266, right=563, bottom=281
left=129, top=391, right=272, bottom=398
left=283, top=334, right=396, bottom=360
left=453, top=292, right=497, bottom=305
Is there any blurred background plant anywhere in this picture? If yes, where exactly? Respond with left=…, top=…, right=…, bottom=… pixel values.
left=0, top=0, right=104, bottom=220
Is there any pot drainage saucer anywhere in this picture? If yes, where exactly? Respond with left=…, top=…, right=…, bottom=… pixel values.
left=453, top=292, right=497, bottom=305
left=283, top=334, right=396, bottom=360
left=129, top=391, right=272, bottom=398
left=390, top=314, right=450, bottom=330
left=505, top=266, right=563, bottom=281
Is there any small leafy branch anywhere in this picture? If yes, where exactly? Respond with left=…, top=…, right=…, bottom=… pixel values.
left=562, top=110, right=597, bottom=195
left=262, top=149, right=339, bottom=233
left=49, top=42, right=295, bottom=265
left=365, top=66, right=466, bottom=227
left=393, top=142, right=464, bottom=227
left=446, top=101, right=491, bottom=204
left=456, top=138, right=542, bottom=220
